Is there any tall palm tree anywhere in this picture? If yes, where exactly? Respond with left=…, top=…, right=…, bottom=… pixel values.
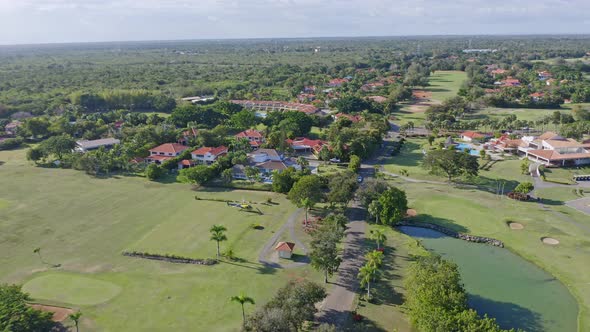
left=209, top=225, right=228, bottom=259
left=69, top=311, right=82, bottom=332
left=358, top=264, right=377, bottom=298
left=369, top=229, right=387, bottom=250
left=365, top=250, right=384, bottom=269
left=301, top=197, right=314, bottom=225
left=230, top=294, right=255, bottom=327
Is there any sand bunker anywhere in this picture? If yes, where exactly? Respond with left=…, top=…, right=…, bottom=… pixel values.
left=508, top=222, right=524, bottom=230
left=29, top=304, right=74, bottom=322
left=406, top=209, right=418, bottom=217
left=542, top=237, right=560, bottom=245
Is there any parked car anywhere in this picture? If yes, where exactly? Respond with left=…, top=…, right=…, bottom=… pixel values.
left=329, top=158, right=341, bottom=163
left=357, top=176, right=363, bottom=183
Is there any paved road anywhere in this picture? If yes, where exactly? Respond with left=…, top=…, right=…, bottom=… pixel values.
left=316, top=195, right=367, bottom=326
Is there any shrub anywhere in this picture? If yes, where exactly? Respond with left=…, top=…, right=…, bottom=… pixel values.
left=0, top=137, right=23, bottom=150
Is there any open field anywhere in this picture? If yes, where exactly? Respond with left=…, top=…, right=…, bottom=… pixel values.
left=0, top=148, right=320, bottom=331
left=386, top=177, right=590, bottom=331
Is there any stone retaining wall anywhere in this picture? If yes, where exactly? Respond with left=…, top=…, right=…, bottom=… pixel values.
left=122, top=251, right=217, bottom=265
left=397, top=221, right=504, bottom=248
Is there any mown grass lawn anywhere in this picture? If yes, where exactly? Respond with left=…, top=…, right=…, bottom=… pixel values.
left=0, top=149, right=321, bottom=331
left=426, top=70, right=467, bottom=102
left=387, top=178, right=590, bottom=331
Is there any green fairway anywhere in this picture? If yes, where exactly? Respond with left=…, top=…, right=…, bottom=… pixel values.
left=0, top=149, right=320, bottom=331
left=427, top=71, right=467, bottom=102
left=23, top=273, right=122, bottom=306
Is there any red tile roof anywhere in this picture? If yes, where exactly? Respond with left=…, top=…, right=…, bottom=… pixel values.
left=149, top=143, right=189, bottom=155
left=275, top=242, right=295, bottom=252
left=148, top=155, right=174, bottom=162
left=461, top=131, right=486, bottom=139
left=179, top=159, right=197, bottom=166
left=192, top=146, right=228, bottom=156
left=335, top=113, right=362, bottom=123
left=235, top=129, right=263, bottom=139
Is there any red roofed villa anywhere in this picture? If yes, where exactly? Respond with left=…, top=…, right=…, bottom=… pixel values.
left=146, top=143, right=189, bottom=164
left=235, top=129, right=264, bottom=149
left=191, top=146, right=228, bottom=164
left=461, top=131, right=489, bottom=142
left=287, top=137, right=328, bottom=155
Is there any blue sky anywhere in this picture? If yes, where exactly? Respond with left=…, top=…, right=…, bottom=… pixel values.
left=0, top=0, right=589, bottom=45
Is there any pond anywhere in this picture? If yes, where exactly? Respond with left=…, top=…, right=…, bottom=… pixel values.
left=399, top=226, right=578, bottom=332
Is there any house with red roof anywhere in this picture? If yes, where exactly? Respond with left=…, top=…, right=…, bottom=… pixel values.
left=327, top=78, right=349, bottom=87
left=178, top=128, right=199, bottom=146
left=538, top=71, right=552, bottom=81
left=275, top=242, right=295, bottom=259
left=490, top=69, right=507, bottom=78
left=367, top=96, right=388, bottom=104
left=529, top=92, right=545, bottom=102
left=297, top=93, right=316, bottom=103
left=500, top=77, right=521, bottom=87
left=146, top=143, right=189, bottom=164
left=235, top=129, right=264, bottom=149
left=178, top=159, right=197, bottom=170
left=191, top=146, right=228, bottom=164
left=286, top=137, right=328, bottom=155
left=360, top=82, right=384, bottom=92
left=461, top=131, right=489, bottom=143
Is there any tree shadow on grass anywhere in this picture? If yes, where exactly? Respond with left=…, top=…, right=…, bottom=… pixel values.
left=411, top=214, right=470, bottom=233
left=341, top=317, right=388, bottom=332
left=468, top=294, right=544, bottom=332
left=221, top=259, right=278, bottom=275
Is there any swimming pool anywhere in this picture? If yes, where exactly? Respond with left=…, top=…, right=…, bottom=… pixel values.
left=455, top=143, right=480, bottom=156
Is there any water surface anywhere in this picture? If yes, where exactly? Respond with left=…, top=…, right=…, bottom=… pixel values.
left=400, top=226, right=578, bottom=332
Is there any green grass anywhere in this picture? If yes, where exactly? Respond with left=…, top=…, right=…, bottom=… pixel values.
left=0, top=149, right=321, bottom=331
left=23, top=273, right=122, bottom=306
left=427, top=71, right=467, bottom=102
left=543, top=166, right=590, bottom=185
left=383, top=138, right=441, bottom=181
left=386, top=178, right=590, bottom=331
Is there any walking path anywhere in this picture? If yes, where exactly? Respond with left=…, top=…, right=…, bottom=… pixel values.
left=257, top=207, right=310, bottom=269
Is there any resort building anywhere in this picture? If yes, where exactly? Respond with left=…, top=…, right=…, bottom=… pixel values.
left=460, top=131, right=490, bottom=143
left=75, top=138, right=121, bottom=153
left=518, top=132, right=590, bottom=166
left=286, top=137, right=328, bottom=155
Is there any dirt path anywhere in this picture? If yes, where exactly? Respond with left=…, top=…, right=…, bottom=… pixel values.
left=258, top=207, right=309, bottom=269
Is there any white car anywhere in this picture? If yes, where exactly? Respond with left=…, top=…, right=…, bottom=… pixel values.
left=329, top=158, right=341, bottom=163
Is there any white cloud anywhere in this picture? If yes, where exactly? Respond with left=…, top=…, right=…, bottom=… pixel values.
left=0, top=0, right=589, bottom=44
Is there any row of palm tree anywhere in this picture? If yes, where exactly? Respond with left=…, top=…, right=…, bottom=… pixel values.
left=358, top=250, right=384, bottom=299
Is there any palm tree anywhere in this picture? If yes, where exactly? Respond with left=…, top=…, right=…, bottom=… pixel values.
left=33, top=247, right=43, bottom=264
left=368, top=200, right=382, bottom=224
left=365, top=250, right=384, bottom=269
left=69, top=311, right=82, bottom=332
left=209, top=225, right=228, bottom=259
left=369, top=229, right=387, bottom=250
left=230, top=294, right=255, bottom=327
left=301, top=197, right=315, bottom=225
left=296, top=156, right=309, bottom=170
left=358, top=264, right=377, bottom=298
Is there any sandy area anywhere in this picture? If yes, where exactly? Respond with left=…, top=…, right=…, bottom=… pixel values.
left=29, top=304, right=74, bottom=322
left=542, top=237, right=560, bottom=245
left=406, top=209, right=418, bottom=217
left=508, top=222, right=524, bottom=230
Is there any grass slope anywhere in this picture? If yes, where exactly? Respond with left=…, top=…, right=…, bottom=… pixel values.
left=0, top=149, right=320, bottom=331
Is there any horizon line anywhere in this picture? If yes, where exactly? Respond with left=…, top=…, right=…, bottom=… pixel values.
left=2, top=33, right=590, bottom=48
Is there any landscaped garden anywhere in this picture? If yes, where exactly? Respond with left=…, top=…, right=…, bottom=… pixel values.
left=0, top=148, right=321, bottom=331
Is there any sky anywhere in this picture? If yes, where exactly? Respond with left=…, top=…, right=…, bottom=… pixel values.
left=0, top=0, right=589, bottom=45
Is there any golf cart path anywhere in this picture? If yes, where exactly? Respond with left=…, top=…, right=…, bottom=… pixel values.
left=258, top=207, right=309, bottom=269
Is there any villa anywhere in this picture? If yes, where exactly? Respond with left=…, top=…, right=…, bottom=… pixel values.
left=286, top=137, right=328, bottom=155
left=146, top=143, right=189, bottom=164
left=231, top=148, right=290, bottom=180
left=518, top=132, right=590, bottom=166
left=235, top=129, right=265, bottom=149
left=191, top=146, right=228, bottom=164
left=461, top=131, right=490, bottom=143
left=333, top=113, right=363, bottom=123
left=275, top=242, right=295, bottom=259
